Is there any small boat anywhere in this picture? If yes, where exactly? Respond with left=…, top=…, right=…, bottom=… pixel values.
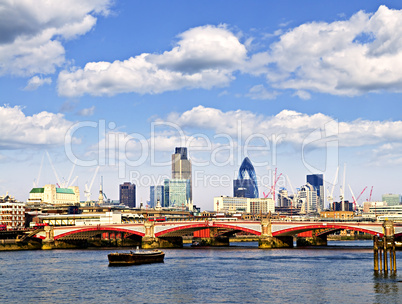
left=108, top=248, right=165, bottom=266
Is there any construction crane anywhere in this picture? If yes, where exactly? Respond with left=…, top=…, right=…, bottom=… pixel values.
left=340, top=163, right=346, bottom=211
left=33, top=153, right=45, bottom=187
left=285, top=174, right=297, bottom=218
left=355, top=186, right=368, bottom=203
left=368, top=186, right=374, bottom=201
left=263, top=171, right=282, bottom=199
left=84, top=166, right=100, bottom=202
left=348, top=185, right=367, bottom=211
left=327, top=166, right=339, bottom=209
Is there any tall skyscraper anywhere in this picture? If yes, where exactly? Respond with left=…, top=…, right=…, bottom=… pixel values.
left=119, top=182, right=136, bottom=208
left=172, top=147, right=192, bottom=200
left=306, top=174, right=324, bottom=211
left=150, top=185, right=164, bottom=208
left=233, top=157, right=259, bottom=198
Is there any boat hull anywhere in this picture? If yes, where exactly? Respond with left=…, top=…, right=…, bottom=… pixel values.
left=108, top=250, right=165, bottom=266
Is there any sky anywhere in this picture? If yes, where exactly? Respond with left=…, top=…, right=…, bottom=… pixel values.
left=2, top=0, right=402, bottom=210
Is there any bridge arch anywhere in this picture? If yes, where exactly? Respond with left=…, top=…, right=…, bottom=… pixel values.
left=155, top=222, right=261, bottom=237
left=273, top=224, right=383, bottom=237
left=54, top=226, right=145, bottom=240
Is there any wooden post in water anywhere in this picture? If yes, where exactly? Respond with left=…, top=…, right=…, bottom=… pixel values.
left=382, top=220, right=396, bottom=273
left=393, top=238, right=397, bottom=272
left=373, top=235, right=379, bottom=272
left=390, top=238, right=394, bottom=272
left=383, top=236, right=388, bottom=273
left=379, top=240, right=383, bottom=272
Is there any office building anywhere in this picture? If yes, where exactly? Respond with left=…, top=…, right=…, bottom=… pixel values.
left=233, top=157, right=258, bottom=198
left=172, top=147, right=192, bottom=200
left=306, top=174, right=324, bottom=210
left=150, top=185, right=164, bottom=208
left=0, top=193, right=25, bottom=229
left=332, top=201, right=353, bottom=212
left=277, top=188, right=293, bottom=207
left=28, top=184, right=80, bottom=206
left=297, top=184, right=318, bottom=213
left=381, top=193, right=401, bottom=206
left=164, top=179, right=191, bottom=209
left=119, top=182, right=136, bottom=208
left=214, top=196, right=275, bottom=214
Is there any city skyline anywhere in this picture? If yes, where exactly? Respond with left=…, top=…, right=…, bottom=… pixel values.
left=2, top=1, right=402, bottom=210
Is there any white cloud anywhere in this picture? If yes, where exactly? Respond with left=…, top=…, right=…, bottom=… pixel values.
left=0, top=105, right=74, bottom=149
left=0, top=0, right=112, bottom=76
left=57, top=25, right=246, bottom=97
left=76, top=106, right=95, bottom=117
left=266, top=5, right=402, bottom=95
left=293, top=90, right=311, bottom=100
left=23, top=76, right=52, bottom=91
left=162, top=106, right=402, bottom=148
left=39, top=5, right=402, bottom=99
left=246, top=84, right=279, bottom=100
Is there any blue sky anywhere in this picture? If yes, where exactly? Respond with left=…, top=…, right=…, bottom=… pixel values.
left=2, top=0, right=402, bottom=209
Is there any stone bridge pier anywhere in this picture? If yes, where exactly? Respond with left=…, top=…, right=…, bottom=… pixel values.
left=192, top=227, right=230, bottom=247
left=259, top=219, right=293, bottom=249
left=296, top=229, right=328, bottom=247
left=141, top=221, right=183, bottom=249
left=42, top=225, right=55, bottom=250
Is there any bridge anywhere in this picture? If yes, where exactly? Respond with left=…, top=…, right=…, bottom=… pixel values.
left=31, top=219, right=402, bottom=249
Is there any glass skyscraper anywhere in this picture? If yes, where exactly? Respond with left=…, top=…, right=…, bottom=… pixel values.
left=172, top=147, right=192, bottom=200
left=306, top=174, right=324, bottom=210
left=233, top=157, right=259, bottom=198
left=150, top=185, right=164, bottom=208
left=164, top=179, right=190, bottom=208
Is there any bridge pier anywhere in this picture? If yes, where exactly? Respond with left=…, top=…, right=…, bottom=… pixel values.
left=259, top=236, right=293, bottom=249
left=142, top=237, right=183, bottom=249
left=259, top=219, right=293, bottom=249
left=296, top=230, right=328, bottom=247
left=193, top=236, right=230, bottom=247
left=42, top=226, right=55, bottom=250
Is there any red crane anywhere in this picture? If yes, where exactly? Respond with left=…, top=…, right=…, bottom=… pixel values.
left=263, top=171, right=282, bottom=199
left=368, top=186, right=374, bottom=201
left=356, top=186, right=368, bottom=203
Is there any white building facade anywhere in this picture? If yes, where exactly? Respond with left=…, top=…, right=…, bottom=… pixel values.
left=0, top=201, right=25, bottom=229
left=213, top=197, right=275, bottom=214
left=28, top=184, right=80, bottom=205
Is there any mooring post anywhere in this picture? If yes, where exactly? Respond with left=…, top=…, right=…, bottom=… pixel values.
left=393, top=238, right=397, bottom=272
left=383, top=236, right=388, bottom=273
left=390, top=238, right=394, bottom=272
left=379, top=240, right=383, bottom=272
left=382, top=220, right=395, bottom=273
left=373, top=235, right=379, bottom=272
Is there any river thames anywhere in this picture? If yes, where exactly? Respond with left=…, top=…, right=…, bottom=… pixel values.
left=1, top=240, right=402, bottom=303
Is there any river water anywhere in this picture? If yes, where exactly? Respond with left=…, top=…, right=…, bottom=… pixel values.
left=1, top=240, right=402, bottom=303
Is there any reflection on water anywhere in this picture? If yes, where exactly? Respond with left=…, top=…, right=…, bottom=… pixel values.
left=373, top=272, right=401, bottom=303
left=0, top=240, right=401, bottom=303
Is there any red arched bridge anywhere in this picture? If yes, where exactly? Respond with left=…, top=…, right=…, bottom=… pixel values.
left=34, top=220, right=402, bottom=243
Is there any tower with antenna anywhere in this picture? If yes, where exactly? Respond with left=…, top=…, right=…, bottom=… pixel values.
left=98, top=176, right=104, bottom=205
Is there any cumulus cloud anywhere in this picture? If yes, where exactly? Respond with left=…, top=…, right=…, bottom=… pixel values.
left=0, top=0, right=112, bottom=76
left=76, top=106, right=95, bottom=117
left=57, top=5, right=402, bottom=99
left=0, top=105, right=74, bottom=149
left=266, top=5, right=402, bottom=95
left=246, top=84, right=279, bottom=100
left=57, top=25, right=246, bottom=97
left=23, top=76, right=52, bottom=91
left=162, top=106, right=402, bottom=148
